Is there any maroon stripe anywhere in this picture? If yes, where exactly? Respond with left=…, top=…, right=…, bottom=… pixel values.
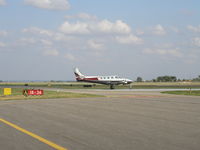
left=84, top=78, right=98, bottom=81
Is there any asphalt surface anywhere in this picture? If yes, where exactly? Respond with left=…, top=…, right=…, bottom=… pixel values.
left=0, top=90, right=200, bottom=150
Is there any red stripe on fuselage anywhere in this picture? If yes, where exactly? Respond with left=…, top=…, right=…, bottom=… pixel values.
left=84, top=78, right=98, bottom=81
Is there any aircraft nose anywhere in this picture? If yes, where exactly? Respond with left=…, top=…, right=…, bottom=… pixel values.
left=127, top=79, right=133, bottom=84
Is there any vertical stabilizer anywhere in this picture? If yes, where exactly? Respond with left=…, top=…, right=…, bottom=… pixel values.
left=74, top=68, right=85, bottom=80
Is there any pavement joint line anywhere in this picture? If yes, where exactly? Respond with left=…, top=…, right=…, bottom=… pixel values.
left=0, top=118, right=67, bottom=150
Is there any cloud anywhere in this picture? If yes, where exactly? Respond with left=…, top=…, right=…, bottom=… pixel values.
left=170, top=27, right=179, bottom=33
left=59, top=22, right=90, bottom=34
left=59, top=20, right=131, bottom=34
left=152, top=24, right=166, bottom=36
left=88, top=40, right=104, bottom=50
left=64, top=53, right=76, bottom=61
left=53, top=33, right=76, bottom=41
left=116, top=34, right=143, bottom=45
left=24, top=0, right=70, bottom=10
left=96, top=20, right=131, bottom=34
left=40, top=39, right=52, bottom=47
left=22, top=27, right=76, bottom=42
left=43, top=49, right=59, bottom=56
left=18, top=38, right=37, bottom=45
left=143, top=48, right=183, bottom=58
left=184, top=54, right=198, bottom=64
left=65, top=13, right=97, bottom=20
left=192, top=37, right=200, bottom=47
left=0, top=0, right=6, bottom=6
left=0, top=30, right=8, bottom=36
left=77, top=13, right=97, bottom=20
left=23, top=27, right=53, bottom=37
left=0, top=42, right=6, bottom=47
left=187, top=25, right=200, bottom=33
left=135, top=29, right=144, bottom=35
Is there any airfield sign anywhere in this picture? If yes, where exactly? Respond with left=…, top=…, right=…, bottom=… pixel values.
left=27, top=89, right=44, bottom=96
left=4, top=88, right=12, bottom=96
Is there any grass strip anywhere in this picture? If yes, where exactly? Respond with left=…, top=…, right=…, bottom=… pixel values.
left=161, top=90, right=200, bottom=96
left=0, top=88, right=103, bottom=101
left=1, top=82, right=200, bottom=89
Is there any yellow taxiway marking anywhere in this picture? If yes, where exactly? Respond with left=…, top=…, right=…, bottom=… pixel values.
left=0, top=118, right=67, bottom=150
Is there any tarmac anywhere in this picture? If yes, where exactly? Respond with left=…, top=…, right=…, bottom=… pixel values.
left=0, top=89, right=200, bottom=150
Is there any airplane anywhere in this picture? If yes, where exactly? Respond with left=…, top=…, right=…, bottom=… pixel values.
left=74, top=67, right=133, bottom=89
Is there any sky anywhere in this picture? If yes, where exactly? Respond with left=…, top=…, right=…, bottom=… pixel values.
left=0, top=0, right=200, bottom=81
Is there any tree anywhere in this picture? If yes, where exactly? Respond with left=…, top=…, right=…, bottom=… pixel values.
left=156, top=76, right=177, bottom=82
left=136, top=77, right=143, bottom=82
left=192, top=75, right=200, bottom=81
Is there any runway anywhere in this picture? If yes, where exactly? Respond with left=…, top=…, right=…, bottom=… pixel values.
left=0, top=90, right=200, bottom=150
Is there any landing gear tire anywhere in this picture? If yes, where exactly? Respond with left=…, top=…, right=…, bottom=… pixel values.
left=110, top=84, right=115, bottom=89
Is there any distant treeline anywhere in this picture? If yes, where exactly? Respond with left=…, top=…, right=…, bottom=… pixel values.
left=1, top=76, right=200, bottom=83
left=136, top=75, right=200, bottom=82
left=192, top=76, right=200, bottom=82
left=153, top=76, right=177, bottom=82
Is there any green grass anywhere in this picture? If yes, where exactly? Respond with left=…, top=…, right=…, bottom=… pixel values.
left=161, top=90, right=200, bottom=96
left=1, top=81, right=200, bottom=89
left=0, top=88, right=103, bottom=101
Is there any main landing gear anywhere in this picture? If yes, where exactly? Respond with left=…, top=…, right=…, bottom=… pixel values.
left=110, top=84, right=115, bottom=89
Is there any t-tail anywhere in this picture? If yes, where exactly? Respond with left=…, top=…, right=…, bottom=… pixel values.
left=74, top=68, right=85, bottom=81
